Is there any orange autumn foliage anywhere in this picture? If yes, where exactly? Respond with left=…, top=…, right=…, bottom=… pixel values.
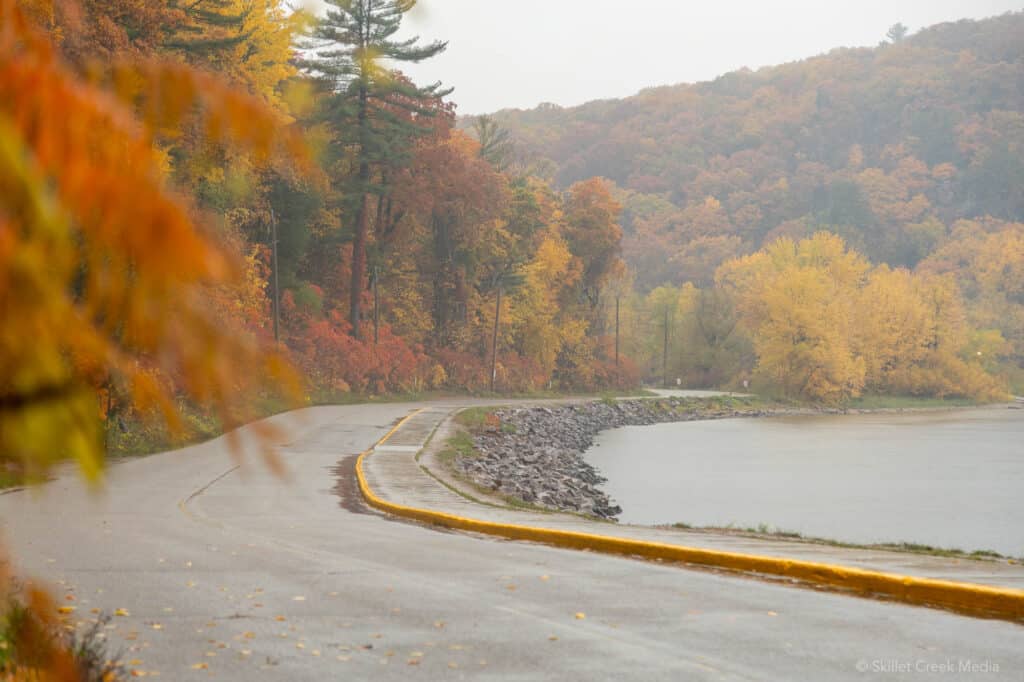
left=0, top=0, right=305, bottom=484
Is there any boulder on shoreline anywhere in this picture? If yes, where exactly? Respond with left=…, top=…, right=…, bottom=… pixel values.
left=453, top=398, right=771, bottom=521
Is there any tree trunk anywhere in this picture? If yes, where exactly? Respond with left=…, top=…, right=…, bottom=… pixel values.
left=350, top=75, right=370, bottom=339
left=349, top=181, right=369, bottom=339
left=490, top=286, right=502, bottom=393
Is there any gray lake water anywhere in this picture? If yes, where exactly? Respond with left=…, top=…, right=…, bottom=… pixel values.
left=582, top=408, right=1024, bottom=557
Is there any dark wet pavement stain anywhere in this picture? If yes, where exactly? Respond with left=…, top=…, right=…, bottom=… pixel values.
left=331, top=454, right=372, bottom=515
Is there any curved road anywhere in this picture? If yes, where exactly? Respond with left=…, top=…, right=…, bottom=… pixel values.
left=2, top=402, right=1022, bottom=680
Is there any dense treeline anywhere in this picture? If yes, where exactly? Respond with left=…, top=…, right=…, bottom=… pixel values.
left=488, top=13, right=1024, bottom=396
left=618, top=233, right=1005, bottom=404
left=17, top=0, right=636, bottom=439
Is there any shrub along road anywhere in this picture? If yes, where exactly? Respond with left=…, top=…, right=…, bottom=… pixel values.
left=1, top=401, right=1022, bottom=680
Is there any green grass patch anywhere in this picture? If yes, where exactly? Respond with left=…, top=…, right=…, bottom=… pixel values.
left=873, top=541, right=1005, bottom=559
left=105, top=402, right=223, bottom=459
left=453, top=406, right=497, bottom=430
left=436, top=431, right=479, bottom=469
left=599, top=388, right=658, bottom=399
left=659, top=394, right=770, bottom=415
left=0, top=469, right=23, bottom=490
left=849, top=394, right=982, bottom=409
left=671, top=522, right=1019, bottom=562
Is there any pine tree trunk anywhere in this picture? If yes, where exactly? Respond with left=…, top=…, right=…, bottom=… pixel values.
left=350, top=179, right=369, bottom=339
left=350, top=75, right=371, bottom=339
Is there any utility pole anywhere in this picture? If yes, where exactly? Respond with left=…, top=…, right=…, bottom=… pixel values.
left=490, top=285, right=502, bottom=393
left=269, top=208, right=281, bottom=345
left=662, top=308, right=669, bottom=388
left=615, top=295, right=621, bottom=368
left=372, top=265, right=380, bottom=345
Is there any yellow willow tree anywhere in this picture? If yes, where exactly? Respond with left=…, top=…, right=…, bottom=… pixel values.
left=717, top=233, right=869, bottom=403
left=853, top=266, right=933, bottom=391
left=0, top=0, right=306, bottom=485
left=754, top=266, right=866, bottom=403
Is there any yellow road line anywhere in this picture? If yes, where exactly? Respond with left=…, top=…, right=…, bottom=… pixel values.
left=377, top=408, right=426, bottom=446
left=357, top=411, right=1024, bottom=623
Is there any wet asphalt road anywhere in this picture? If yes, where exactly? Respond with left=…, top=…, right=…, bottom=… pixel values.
left=1, top=402, right=1022, bottom=681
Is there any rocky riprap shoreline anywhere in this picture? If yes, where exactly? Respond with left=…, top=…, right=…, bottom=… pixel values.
left=452, top=398, right=777, bottom=520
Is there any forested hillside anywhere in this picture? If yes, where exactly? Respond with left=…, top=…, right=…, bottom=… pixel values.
left=486, top=12, right=1024, bottom=396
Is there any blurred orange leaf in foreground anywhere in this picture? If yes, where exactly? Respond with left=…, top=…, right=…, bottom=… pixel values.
left=0, top=0, right=306, bottom=485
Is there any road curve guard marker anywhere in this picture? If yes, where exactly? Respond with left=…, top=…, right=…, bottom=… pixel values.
left=357, top=411, right=1024, bottom=622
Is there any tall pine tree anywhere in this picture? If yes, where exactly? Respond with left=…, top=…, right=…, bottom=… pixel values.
left=301, top=0, right=449, bottom=338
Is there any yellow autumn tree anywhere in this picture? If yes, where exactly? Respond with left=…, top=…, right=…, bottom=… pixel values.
left=717, top=233, right=869, bottom=403
left=512, top=234, right=578, bottom=379
left=854, top=266, right=932, bottom=391
left=717, top=232, right=1007, bottom=403
left=853, top=267, right=980, bottom=397
left=752, top=266, right=865, bottom=403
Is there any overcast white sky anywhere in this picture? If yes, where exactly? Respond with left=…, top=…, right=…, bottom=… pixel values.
left=312, top=1, right=1023, bottom=115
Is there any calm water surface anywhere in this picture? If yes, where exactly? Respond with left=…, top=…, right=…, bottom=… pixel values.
left=582, top=408, right=1024, bottom=556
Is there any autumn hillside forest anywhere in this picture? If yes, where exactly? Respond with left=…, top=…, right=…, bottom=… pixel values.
left=4, top=3, right=1023, bottom=474
left=489, top=12, right=1024, bottom=402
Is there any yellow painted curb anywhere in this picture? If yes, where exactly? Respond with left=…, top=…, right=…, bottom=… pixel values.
left=357, top=411, right=1024, bottom=622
